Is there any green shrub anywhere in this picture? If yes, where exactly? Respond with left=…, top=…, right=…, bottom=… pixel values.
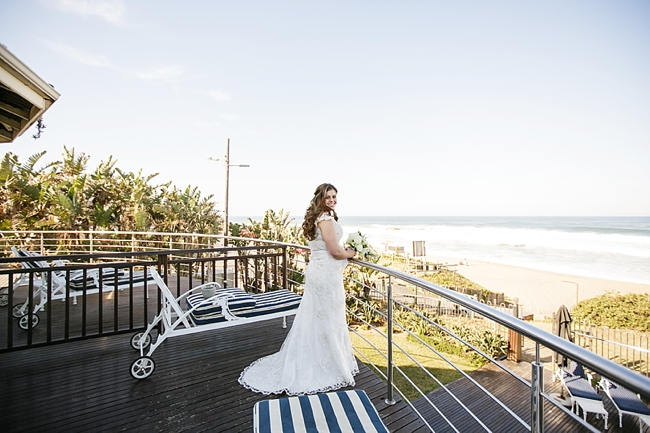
left=421, top=269, right=485, bottom=292
left=346, top=298, right=385, bottom=329
left=572, top=293, right=650, bottom=331
left=392, top=305, right=507, bottom=366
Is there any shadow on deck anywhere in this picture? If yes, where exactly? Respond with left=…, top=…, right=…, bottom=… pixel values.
left=0, top=316, right=428, bottom=432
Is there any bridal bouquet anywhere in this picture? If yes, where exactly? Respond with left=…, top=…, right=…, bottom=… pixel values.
left=345, top=231, right=379, bottom=262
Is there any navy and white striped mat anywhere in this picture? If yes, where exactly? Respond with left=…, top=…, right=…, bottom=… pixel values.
left=254, top=389, right=388, bottom=433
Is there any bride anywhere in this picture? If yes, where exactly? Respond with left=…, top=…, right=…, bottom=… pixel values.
left=238, top=183, right=358, bottom=395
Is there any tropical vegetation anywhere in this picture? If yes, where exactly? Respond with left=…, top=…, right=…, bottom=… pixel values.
left=572, top=292, right=650, bottom=332
left=228, top=209, right=308, bottom=291
left=0, top=148, right=222, bottom=234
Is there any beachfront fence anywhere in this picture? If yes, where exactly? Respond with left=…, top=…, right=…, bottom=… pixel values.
left=572, top=320, right=649, bottom=377
left=361, top=277, right=518, bottom=343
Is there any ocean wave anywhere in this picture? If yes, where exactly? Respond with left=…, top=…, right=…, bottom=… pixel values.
left=341, top=218, right=650, bottom=284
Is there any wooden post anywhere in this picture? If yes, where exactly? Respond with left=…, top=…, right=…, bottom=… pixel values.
left=508, top=329, right=522, bottom=362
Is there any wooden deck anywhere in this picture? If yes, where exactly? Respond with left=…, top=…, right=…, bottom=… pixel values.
left=2, top=272, right=648, bottom=433
left=0, top=316, right=428, bottom=433
left=413, top=359, right=645, bottom=433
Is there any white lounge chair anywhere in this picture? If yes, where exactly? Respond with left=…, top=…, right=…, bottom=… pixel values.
left=599, top=378, right=650, bottom=433
left=129, top=267, right=301, bottom=379
left=254, top=389, right=388, bottom=433
left=553, top=361, right=608, bottom=429
left=6, top=248, right=151, bottom=330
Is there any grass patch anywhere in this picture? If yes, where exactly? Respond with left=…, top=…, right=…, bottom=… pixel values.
left=350, top=326, right=480, bottom=401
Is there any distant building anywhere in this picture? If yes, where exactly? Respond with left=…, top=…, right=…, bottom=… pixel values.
left=412, top=240, right=426, bottom=257
left=0, top=44, right=60, bottom=143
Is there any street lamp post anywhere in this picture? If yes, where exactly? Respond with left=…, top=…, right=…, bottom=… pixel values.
left=209, top=138, right=250, bottom=247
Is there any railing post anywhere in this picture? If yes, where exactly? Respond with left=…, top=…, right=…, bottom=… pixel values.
left=531, top=343, right=544, bottom=433
left=156, top=253, right=169, bottom=333
left=89, top=229, right=94, bottom=254
left=282, top=246, right=288, bottom=291
left=385, top=276, right=396, bottom=405
left=223, top=245, right=228, bottom=288
left=40, top=233, right=44, bottom=254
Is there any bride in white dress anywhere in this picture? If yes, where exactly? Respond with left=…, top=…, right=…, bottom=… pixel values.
left=238, top=183, right=358, bottom=395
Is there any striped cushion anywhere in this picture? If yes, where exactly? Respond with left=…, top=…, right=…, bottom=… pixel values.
left=96, top=269, right=153, bottom=284
left=67, top=269, right=123, bottom=289
left=607, top=382, right=650, bottom=415
left=189, top=289, right=300, bottom=325
left=254, top=389, right=388, bottom=433
left=67, top=269, right=150, bottom=290
left=187, top=287, right=257, bottom=317
left=564, top=375, right=601, bottom=400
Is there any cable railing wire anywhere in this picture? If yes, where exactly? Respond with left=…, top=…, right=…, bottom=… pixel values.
left=349, top=327, right=440, bottom=433
left=348, top=308, right=491, bottom=432
left=345, top=289, right=529, bottom=430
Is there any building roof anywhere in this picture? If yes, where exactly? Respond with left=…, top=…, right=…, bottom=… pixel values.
left=0, top=44, right=60, bottom=143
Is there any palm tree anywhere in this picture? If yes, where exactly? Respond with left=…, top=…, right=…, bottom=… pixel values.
left=1, top=148, right=224, bottom=251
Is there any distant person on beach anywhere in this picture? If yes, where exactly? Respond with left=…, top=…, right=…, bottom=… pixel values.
left=239, top=183, right=358, bottom=395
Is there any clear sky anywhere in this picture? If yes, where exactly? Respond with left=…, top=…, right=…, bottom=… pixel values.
left=2, top=0, right=649, bottom=218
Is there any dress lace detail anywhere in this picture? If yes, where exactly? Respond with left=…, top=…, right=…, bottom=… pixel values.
left=315, top=213, right=335, bottom=223
left=238, top=216, right=358, bottom=395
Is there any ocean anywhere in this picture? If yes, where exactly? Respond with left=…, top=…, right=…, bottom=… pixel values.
left=232, top=215, right=650, bottom=284
left=340, top=216, right=650, bottom=285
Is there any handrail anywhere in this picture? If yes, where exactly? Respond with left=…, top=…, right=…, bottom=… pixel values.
left=0, top=244, right=282, bottom=264
left=351, top=258, right=650, bottom=398
left=0, top=229, right=305, bottom=248
left=1, top=229, right=226, bottom=237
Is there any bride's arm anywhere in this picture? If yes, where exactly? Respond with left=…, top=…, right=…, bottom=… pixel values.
left=319, top=220, right=355, bottom=260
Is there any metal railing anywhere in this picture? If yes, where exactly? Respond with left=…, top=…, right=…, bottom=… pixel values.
left=0, top=229, right=225, bottom=256
left=0, top=242, right=289, bottom=352
left=2, top=230, right=650, bottom=432
left=281, top=251, right=650, bottom=432
left=351, top=259, right=650, bottom=431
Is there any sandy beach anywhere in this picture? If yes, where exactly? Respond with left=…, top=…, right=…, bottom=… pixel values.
left=433, top=258, right=650, bottom=318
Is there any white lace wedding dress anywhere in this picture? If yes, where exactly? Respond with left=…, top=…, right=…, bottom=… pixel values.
left=238, top=213, right=359, bottom=395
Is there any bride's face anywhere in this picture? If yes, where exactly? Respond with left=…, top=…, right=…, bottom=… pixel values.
left=324, top=189, right=337, bottom=210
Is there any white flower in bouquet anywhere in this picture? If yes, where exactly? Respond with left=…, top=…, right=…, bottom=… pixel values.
left=348, top=231, right=362, bottom=245
left=345, top=231, right=378, bottom=261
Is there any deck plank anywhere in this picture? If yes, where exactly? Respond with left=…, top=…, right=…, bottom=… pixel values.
left=413, top=359, right=645, bottom=433
left=3, top=273, right=645, bottom=432
left=0, top=316, right=426, bottom=432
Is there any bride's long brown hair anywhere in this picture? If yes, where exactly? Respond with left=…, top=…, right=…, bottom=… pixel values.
left=302, top=183, right=339, bottom=240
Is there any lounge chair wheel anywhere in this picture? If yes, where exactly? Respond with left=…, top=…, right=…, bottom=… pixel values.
left=130, top=356, right=155, bottom=380
left=130, top=332, right=151, bottom=351
left=18, top=313, right=39, bottom=330
left=0, top=293, right=7, bottom=307
left=12, top=303, right=25, bottom=318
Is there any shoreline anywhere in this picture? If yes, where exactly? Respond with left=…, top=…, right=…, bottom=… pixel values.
left=424, top=256, right=650, bottom=318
